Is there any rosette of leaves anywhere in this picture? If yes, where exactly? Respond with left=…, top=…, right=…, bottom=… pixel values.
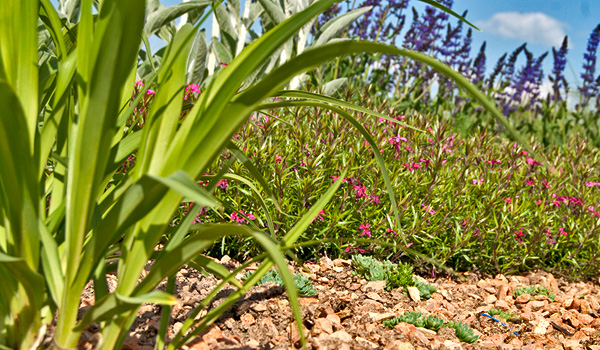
left=243, top=269, right=318, bottom=296
left=445, top=321, right=479, bottom=343
left=513, top=285, right=555, bottom=301
left=382, top=311, right=444, bottom=332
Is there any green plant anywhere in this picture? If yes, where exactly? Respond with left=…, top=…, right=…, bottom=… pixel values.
left=488, top=308, right=519, bottom=322
left=352, top=255, right=437, bottom=298
left=242, top=269, right=318, bottom=296
left=382, top=311, right=444, bottom=331
left=445, top=320, right=479, bottom=343
left=513, top=285, right=556, bottom=301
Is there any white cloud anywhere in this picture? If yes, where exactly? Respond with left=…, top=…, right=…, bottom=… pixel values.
left=475, top=12, right=567, bottom=47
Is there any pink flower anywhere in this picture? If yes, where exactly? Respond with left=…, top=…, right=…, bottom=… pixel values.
left=274, top=155, right=282, bottom=162
left=312, top=210, right=325, bottom=223
left=558, top=227, right=568, bottom=236
left=219, top=62, right=228, bottom=66
left=371, top=195, right=381, bottom=205
left=359, top=223, right=371, bottom=238
left=586, top=182, right=600, bottom=187
left=419, top=158, right=431, bottom=165
left=146, top=89, right=155, bottom=96
left=185, top=84, right=200, bottom=94
left=514, top=227, right=526, bottom=243
left=385, top=228, right=398, bottom=236
left=485, top=159, right=501, bottom=165
left=472, top=178, right=483, bottom=185
left=421, top=204, right=435, bottom=215
left=217, top=179, right=228, bottom=190
left=135, top=80, right=144, bottom=88
left=504, top=198, right=512, bottom=204
left=331, top=176, right=348, bottom=183
left=353, top=185, right=368, bottom=198
left=526, top=158, right=543, bottom=166
left=525, top=178, right=535, bottom=187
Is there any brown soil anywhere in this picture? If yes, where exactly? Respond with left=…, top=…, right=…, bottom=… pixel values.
left=72, top=256, right=600, bottom=350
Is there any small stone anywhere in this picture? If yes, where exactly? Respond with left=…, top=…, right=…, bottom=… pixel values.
left=531, top=300, right=546, bottom=311
left=515, top=294, right=531, bottom=304
left=579, top=313, right=595, bottom=325
left=415, top=327, right=437, bottom=339
left=580, top=300, right=592, bottom=314
left=326, top=313, right=342, bottom=328
left=495, top=299, right=510, bottom=311
left=497, top=284, right=509, bottom=300
left=329, top=330, right=352, bottom=342
left=533, top=318, right=551, bottom=335
left=485, top=294, right=498, bottom=304
left=407, top=286, right=421, bottom=302
left=384, top=340, right=415, bottom=350
left=246, top=339, right=260, bottom=348
left=442, top=340, right=463, bottom=350
left=349, top=283, right=362, bottom=290
left=355, top=336, right=378, bottom=348
left=570, top=297, right=582, bottom=311
left=333, top=266, right=344, bottom=272
left=365, top=280, right=387, bottom=291
left=240, top=313, right=255, bottom=328
left=366, top=292, right=383, bottom=301
left=312, top=318, right=333, bottom=335
left=368, top=312, right=396, bottom=322
left=252, top=302, right=268, bottom=312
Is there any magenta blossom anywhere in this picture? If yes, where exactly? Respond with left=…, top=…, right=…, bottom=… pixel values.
left=586, top=182, right=600, bottom=187
left=472, top=178, right=483, bottom=185
left=312, top=210, right=325, bottom=223
left=526, top=157, right=543, bottom=166
left=558, top=227, right=568, bottom=236
left=514, top=227, right=526, bottom=243
left=217, top=179, right=228, bottom=190
left=353, top=185, right=368, bottom=198
left=371, top=195, right=381, bottom=205
left=274, top=155, right=282, bottom=162
left=359, top=223, right=371, bottom=238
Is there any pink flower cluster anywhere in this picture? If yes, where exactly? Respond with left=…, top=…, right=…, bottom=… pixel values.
left=230, top=210, right=255, bottom=224
left=514, top=227, right=526, bottom=243
left=359, top=223, right=371, bottom=238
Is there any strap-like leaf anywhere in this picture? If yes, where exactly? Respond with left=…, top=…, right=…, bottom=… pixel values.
left=144, top=0, right=211, bottom=36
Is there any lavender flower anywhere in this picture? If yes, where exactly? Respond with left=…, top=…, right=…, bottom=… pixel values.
left=550, top=36, right=569, bottom=102
left=471, top=42, right=486, bottom=85
left=579, top=23, right=600, bottom=108
left=487, top=53, right=507, bottom=89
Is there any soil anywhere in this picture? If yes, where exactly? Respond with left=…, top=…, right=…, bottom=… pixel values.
left=70, top=256, right=600, bottom=350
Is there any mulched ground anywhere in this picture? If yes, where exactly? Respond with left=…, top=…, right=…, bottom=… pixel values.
left=74, top=256, right=600, bottom=350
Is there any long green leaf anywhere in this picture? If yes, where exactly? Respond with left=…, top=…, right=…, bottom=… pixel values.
left=144, top=0, right=211, bottom=36
left=314, top=6, right=372, bottom=46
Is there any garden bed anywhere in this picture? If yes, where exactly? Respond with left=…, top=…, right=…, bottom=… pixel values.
left=73, top=257, right=600, bottom=350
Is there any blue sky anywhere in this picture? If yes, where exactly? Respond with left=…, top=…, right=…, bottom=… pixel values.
left=420, top=0, right=600, bottom=90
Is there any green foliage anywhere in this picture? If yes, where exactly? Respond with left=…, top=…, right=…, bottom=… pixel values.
left=445, top=320, right=479, bottom=343
left=242, top=269, right=318, bottom=296
left=382, top=311, right=448, bottom=332
left=513, top=285, right=556, bottom=301
left=488, top=308, right=519, bottom=322
left=351, top=255, right=437, bottom=299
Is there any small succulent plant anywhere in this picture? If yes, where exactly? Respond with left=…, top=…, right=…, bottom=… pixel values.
left=513, top=285, right=555, bottom=301
left=243, top=269, right=317, bottom=297
left=488, top=308, right=519, bottom=322
left=351, top=255, right=437, bottom=299
left=445, top=321, right=479, bottom=343
left=382, top=311, right=444, bottom=332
